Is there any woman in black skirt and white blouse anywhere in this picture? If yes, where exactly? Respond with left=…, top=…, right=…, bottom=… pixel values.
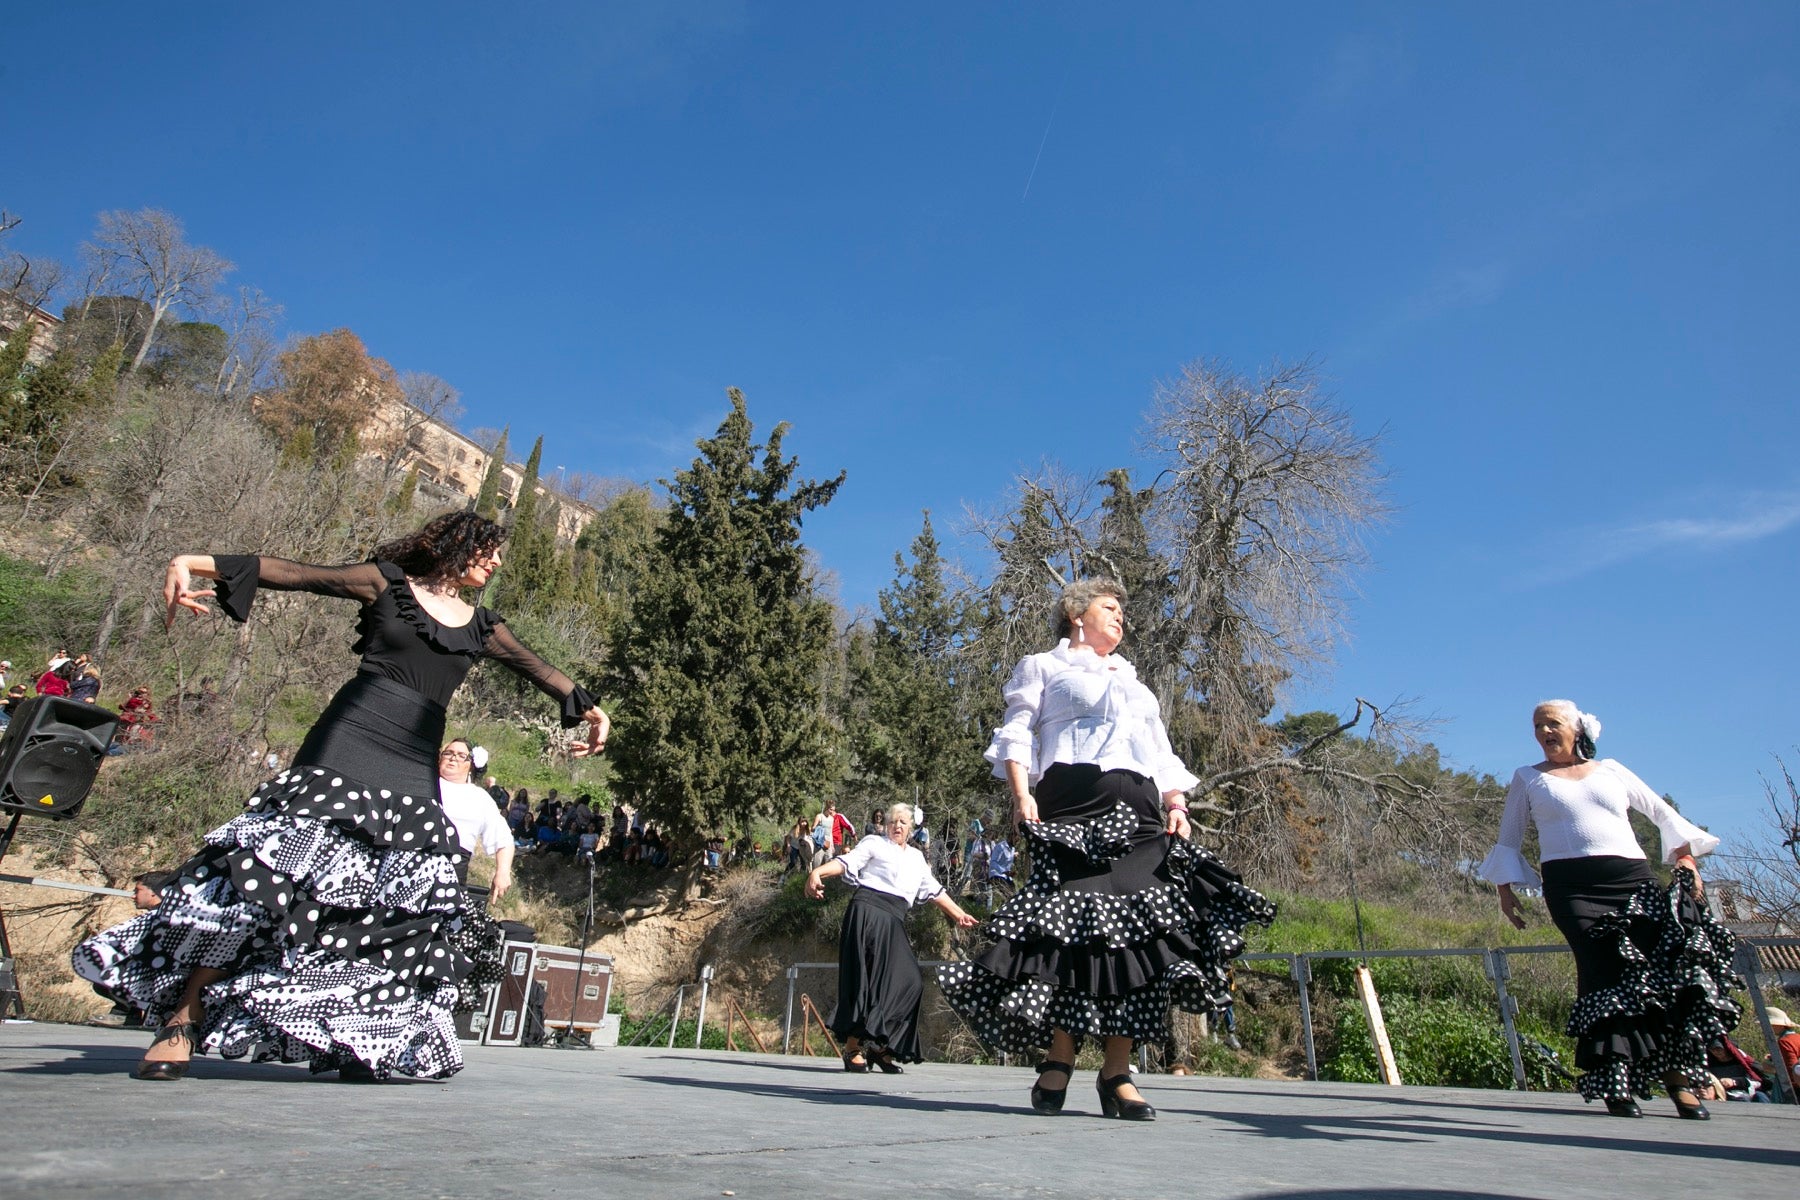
left=1480, top=700, right=1739, bottom=1118
left=74, top=512, right=609, bottom=1083
left=938, top=579, right=1274, bottom=1120
left=808, top=803, right=977, bottom=1073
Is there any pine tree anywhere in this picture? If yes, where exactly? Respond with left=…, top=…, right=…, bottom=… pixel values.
left=845, top=512, right=988, bottom=821
left=605, top=389, right=845, bottom=836
left=474, top=425, right=509, bottom=519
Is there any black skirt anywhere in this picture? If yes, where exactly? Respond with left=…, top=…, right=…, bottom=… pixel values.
left=1542, top=855, right=1741, bottom=1102
left=72, top=674, right=502, bottom=1080
left=938, top=764, right=1274, bottom=1053
left=831, top=887, right=927, bottom=1062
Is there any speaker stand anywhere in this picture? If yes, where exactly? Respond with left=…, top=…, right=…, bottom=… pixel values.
left=0, top=813, right=26, bottom=1019
left=546, top=853, right=597, bottom=1051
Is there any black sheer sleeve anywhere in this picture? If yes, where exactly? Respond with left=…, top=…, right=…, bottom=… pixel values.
left=482, top=619, right=600, bottom=727
left=210, top=556, right=389, bottom=623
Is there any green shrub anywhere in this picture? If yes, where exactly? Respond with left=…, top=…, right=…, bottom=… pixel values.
left=1322, top=993, right=1562, bottom=1090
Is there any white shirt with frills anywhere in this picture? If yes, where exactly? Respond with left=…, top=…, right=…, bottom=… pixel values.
left=984, top=640, right=1200, bottom=795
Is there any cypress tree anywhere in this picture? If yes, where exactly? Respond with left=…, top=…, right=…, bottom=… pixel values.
left=605, top=389, right=845, bottom=836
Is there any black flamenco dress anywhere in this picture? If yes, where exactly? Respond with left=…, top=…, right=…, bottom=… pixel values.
left=938, top=643, right=1275, bottom=1052
left=1481, top=761, right=1741, bottom=1103
left=829, top=835, right=948, bottom=1063
left=72, top=556, right=599, bottom=1080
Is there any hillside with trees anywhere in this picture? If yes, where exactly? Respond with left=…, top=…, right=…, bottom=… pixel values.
left=4, top=202, right=1784, bottom=1091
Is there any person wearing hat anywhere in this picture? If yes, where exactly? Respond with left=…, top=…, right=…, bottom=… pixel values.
left=1768, top=1008, right=1800, bottom=1090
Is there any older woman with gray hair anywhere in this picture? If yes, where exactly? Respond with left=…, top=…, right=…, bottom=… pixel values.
left=1480, top=699, right=1740, bottom=1119
left=808, top=803, right=977, bottom=1073
left=939, top=578, right=1274, bottom=1121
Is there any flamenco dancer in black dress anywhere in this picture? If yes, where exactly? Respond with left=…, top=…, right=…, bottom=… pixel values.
left=72, top=512, right=610, bottom=1082
left=1480, top=700, right=1739, bottom=1118
left=939, top=579, right=1274, bottom=1120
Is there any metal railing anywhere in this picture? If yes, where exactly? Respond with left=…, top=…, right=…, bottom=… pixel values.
left=781, top=936, right=1800, bottom=1101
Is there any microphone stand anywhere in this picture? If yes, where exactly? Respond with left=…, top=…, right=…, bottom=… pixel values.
left=548, top=849, right=597, bottom=1050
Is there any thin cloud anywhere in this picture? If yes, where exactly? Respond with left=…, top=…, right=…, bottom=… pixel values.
left=1518, top=490, right=1800, bottom=586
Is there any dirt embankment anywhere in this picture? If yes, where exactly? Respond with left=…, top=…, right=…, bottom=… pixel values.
left=2, top=842, right=135, bottom=1023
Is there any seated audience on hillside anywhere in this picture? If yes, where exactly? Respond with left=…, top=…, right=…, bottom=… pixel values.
left=71, top=661, right=102, bottom=704
left=35, top=660, right=73, bottom=697
left=1700, top=1035, right=1772, bottom=1102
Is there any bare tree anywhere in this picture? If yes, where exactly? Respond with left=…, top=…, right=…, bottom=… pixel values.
left=1147, top=358, right=1389, bottom=761
left=82, top=208, right=234, bottom=373
left=1731, top=756, right=1800, bottom=930
left=214, top=286, right=283, bottom=400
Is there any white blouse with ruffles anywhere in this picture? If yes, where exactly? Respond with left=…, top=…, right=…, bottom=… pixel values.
left=838, top=834, right=946, bottom=907
left=984, top=640, right=1200, bottom=796
left=1478, top=758, right=1720, bottom=889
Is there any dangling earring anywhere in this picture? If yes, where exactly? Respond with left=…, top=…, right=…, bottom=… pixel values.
left=1074, top=619, right=1084, bottom=644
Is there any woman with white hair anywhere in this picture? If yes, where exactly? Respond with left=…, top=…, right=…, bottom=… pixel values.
left=939, top=578, right=1274, bottom=1121
left=807, top=803, right=977, bottom=1074
left=1480, top=700, right=1740, bottom=1119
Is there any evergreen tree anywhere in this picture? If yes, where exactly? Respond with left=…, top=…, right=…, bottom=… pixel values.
left=846, top=513, right=988, bottom=819
left=474, top=425, right=509, bottom=519
left=605, top=389, right=845, bottom=836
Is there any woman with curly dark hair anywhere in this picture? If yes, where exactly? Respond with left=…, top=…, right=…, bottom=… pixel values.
left=73, top=511, right=611, bottom=1083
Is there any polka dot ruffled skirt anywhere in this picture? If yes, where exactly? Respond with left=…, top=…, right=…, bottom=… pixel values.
left=72, top=767, right=503, bottom=1080
left=1554, top=866, right=1742, bottom=1103
left=938, top=766, right=1274, bottom=1054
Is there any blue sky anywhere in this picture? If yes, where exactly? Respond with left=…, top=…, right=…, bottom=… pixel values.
left=9, top=4, right=1798, bottom=856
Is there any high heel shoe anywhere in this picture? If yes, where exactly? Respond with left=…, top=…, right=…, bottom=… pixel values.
left=1097, top=1072, right=1156, bottom=1121
left=868, top=1047, right=904, bottom=1075
left=1030, top=1060, right=1073, bottom=1115
left=134, top=1022, right=194, bottom=1082
left=1666, top=1073, right=1710, bottom=1120
left=1669, top=1089, right=1710, bottom=1120
left=841, top=1047, right=869, bottom=1073
left=1603, top=1098, right=1643, bottom=1118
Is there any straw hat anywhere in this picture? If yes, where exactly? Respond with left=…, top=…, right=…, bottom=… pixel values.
left=1766, top=1007, right=1795, bottom=1030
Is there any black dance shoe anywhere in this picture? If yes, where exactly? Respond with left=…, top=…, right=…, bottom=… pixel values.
left=1665, top=1073, right=1710, bottom=1120
left=1030, top=1060, right=1073, bottom=1115
left=134, top=1022, right=194, bottom=1082
left=841, top=1047, right=870, bottom=1073
left=1670, top=1090, right=1710, bottom=1120
left=337, top=1060, right=381, bottom=1083
left=868, top=1047, right=904, bottom=1075
left=1603, top=1098, right=1643, bottom=1118
left=1097, top=1072, right=1156, bottom=1121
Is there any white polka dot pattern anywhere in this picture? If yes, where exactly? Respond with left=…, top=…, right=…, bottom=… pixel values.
left=71, top=767, right=503, bottom=1080
left=938, top=798, right=1274, bottom=1054
left=1564, top=869, right=1743, bottom=1103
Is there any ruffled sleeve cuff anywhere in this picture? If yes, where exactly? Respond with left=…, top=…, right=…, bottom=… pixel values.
left=982, top=732, right=1033, bottom=778
left=560, top=683, right=600, bottom=729
left=1153, top=757, right=1201, bottom=796
left=210, top=555, right=261, bottom=623
left=1477, top=845, right=1541, bottom=890
left=1657, top=813, right=1720, bottom=862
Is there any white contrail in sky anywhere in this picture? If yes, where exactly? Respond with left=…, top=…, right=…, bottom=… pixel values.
left=1021, top=70, right=1069, bottom=202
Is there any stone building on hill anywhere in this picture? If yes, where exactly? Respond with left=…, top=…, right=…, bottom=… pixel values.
left=359, top=393, right=596, bottom=542
left=0, top=291, right=62, bottom=366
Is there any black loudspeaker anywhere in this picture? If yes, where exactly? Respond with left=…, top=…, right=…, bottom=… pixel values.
left=0, top=696, right=120, bottom=819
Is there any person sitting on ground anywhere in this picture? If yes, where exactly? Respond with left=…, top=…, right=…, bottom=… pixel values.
left=0, top=683, right=27, bottom=727
left=35, top=660, right=72, bottom=698
left=1699, top=1035, right=1771, bottom=1102
left=71, top=661, right=102, bottom=704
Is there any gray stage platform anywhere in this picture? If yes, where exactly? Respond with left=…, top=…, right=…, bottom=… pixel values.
left=3, top=1022, right=1794, bottom=1199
